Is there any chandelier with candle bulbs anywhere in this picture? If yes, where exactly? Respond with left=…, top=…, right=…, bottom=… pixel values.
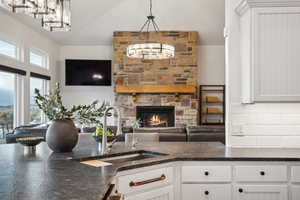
left=1, top=0, right=71, bottom=32
left=127, top=0, right=175, bottom=60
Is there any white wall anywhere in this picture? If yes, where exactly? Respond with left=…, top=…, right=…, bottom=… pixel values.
left=226, top=0, right=300, bottom=147
left=59, top=45, right=225, bottom=107
left=198, top=45, right=225, bottom=85
left=59, top=44, right=225, bottom=125
left=0, top=10, right=60, bottom=125
left=0, top=10, right=59, bottom=85
left=59, top=45, right=114, bottom=107
left=59, top=45, right=115, bottom=125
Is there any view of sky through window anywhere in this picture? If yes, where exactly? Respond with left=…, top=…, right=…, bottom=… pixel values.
left=0, top=40, right=16, bottom=58
left=0, top=71, right=15, bottom=135
left=30, top=77, right=44, bottom=124
left=30, top=51, right=44, bottom=67
left=0, top=71, right=14, bottom=107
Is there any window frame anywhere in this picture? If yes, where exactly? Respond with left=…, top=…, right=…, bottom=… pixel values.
left=0, top=38, right=21, bottom=60
left=0, top=70, right=25, bottom=130
left=29, top=76, right=50, bottom=124
left=0, top=35, right=53, bottom=128
left=29, top=48, right=49, bottom=69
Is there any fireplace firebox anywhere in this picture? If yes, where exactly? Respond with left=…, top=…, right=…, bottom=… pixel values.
left=136, top=106, right=175, bottom=127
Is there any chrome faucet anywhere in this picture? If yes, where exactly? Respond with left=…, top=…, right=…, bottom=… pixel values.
left=102, top=106, right=122, bottom=154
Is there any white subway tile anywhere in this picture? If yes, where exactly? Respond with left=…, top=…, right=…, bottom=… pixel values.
left=230, top=136, right=257, bottom=147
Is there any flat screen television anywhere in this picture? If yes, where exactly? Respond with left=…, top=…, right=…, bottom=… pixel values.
left=65, top=59, right=112, bottom=86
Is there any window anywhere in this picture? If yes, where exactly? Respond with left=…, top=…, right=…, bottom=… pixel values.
left=30, top=77, right=49, bottom=124
left=0, top=40, right=17, bottom=58
left=29, top=49, right=48, bottom=69
left=0, top=71, right=15, bottom=139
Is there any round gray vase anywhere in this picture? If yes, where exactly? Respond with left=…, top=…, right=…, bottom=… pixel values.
left=46, top=119, right=79, bottom=153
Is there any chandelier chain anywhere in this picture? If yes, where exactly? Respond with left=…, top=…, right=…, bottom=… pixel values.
left=127, top=0, right=175, bottom=60
left=139, top=0, right=160, bottom=33
left=149, top=0, right=153, bottom=16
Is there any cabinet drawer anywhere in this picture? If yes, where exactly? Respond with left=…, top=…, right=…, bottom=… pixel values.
left=234, top=185, right=288, bottom=200
left=235, top=165, right=287, bottom=182
left=125, top=185, right=174, bottom=200
left=291, top=166, right=300, bottom=182
left=291, top=186, right=300, bottom=200
left=117, top=167, right=173, bottom=195
left=182, top=166, right=231, bottom=182
left=182, top=184, right=231, bottom=200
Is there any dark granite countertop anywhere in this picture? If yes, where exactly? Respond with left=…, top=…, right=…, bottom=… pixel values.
left=1, top=134, right=300, bottom=200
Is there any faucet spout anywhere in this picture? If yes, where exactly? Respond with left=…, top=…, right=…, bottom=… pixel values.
left=102, top=106, right=122, bottom=155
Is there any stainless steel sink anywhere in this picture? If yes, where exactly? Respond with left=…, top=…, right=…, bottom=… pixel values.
left=78, top=151, right=168, bottom=167
left=100, top=151, right=166, bottom=163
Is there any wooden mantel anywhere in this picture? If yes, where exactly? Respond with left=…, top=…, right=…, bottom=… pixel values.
left=116, top=85, right=197, bottom=94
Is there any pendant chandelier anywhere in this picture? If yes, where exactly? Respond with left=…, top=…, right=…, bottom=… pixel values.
left=127, top=0, right=175, bottom=60
left=29, top=0, right=57, bottom=18
left=42, top=0, right=71, bottom=32
left=1, top=0, right=71, bottom=32
left=1, top=0, right=36, bottom=13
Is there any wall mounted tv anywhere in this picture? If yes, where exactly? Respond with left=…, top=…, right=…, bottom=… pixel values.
left=65, top=59, right=112, bottom=86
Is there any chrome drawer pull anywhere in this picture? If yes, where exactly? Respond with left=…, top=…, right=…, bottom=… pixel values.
left=129, top=174, right=166, bottom=187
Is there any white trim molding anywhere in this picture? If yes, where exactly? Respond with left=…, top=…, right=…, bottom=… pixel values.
left=236, top=0, right=300, bottom=16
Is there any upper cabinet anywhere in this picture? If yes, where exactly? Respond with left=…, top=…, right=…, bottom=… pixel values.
left=236, top=0, right=300, bottom=103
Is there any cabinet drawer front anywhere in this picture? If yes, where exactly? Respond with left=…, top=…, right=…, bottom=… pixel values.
left=182, top=184, right=231, bottom=200
left=291, top=186, right=300, bottom=200
left=234, top=185, right=288, bottom=200
left=182, top=166, right=231, bottom=182
left=291, top=166, right=300, bottom=182
left=118, top=167, right=173, bottom=195
left=235, top=165, right=287, bottom=182
left=125, top=185, right=174, bottom=200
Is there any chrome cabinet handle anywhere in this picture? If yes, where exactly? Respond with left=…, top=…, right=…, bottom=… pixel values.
left=129, top=174, right=166, bottom=187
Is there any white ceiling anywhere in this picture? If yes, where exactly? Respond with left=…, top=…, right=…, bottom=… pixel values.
left=2, top=0, right=225, bottom=46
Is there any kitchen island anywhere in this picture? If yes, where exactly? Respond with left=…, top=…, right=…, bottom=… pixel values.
left=1, top=134, right=300, bottom=200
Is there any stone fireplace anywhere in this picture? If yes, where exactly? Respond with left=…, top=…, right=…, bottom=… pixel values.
left=113, top=31, right=199, bottom=127
left=136, top=106, right=175, bottom=127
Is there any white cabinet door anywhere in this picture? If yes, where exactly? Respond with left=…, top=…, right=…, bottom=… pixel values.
left=182, top=184, right=231, bottom=200
left=234, top=185, right=288, bottom=200
left=291, top=186, right=300, bottom=200
left=125, top=185, right=174, bottom=200
left=291, top=166, right=300, bottom=183
left=252, top=7, right=300, bottom=102
left=237, top=4, right=300, bottom=103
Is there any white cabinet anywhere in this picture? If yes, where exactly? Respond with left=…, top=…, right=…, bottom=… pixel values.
left=116, top=165, right=174, bottom=200
left=182, top=184, right=231, bottom=200
left=182, top=166, right=231, bottom=182
left=236, top=0, right=300, bottom=103
left=117, top=167, right=173, bottom=195
left=181, top=162, right=291, bottom=200
left=235, top=165, right=287, bottom=182
left=234, top=185, right=288, bottom=200
left=291, top=166, right=300, bottom=200
left=116, top=161, right=300, bottom=200
left=291, top=186, right=300, bottom=200
left=125, top=185, right=174, bottom=200
left=291, top=166, right=300, bottom=183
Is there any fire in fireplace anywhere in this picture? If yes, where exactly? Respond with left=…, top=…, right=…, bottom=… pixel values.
left=136, top=106, right=175, bottom=127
